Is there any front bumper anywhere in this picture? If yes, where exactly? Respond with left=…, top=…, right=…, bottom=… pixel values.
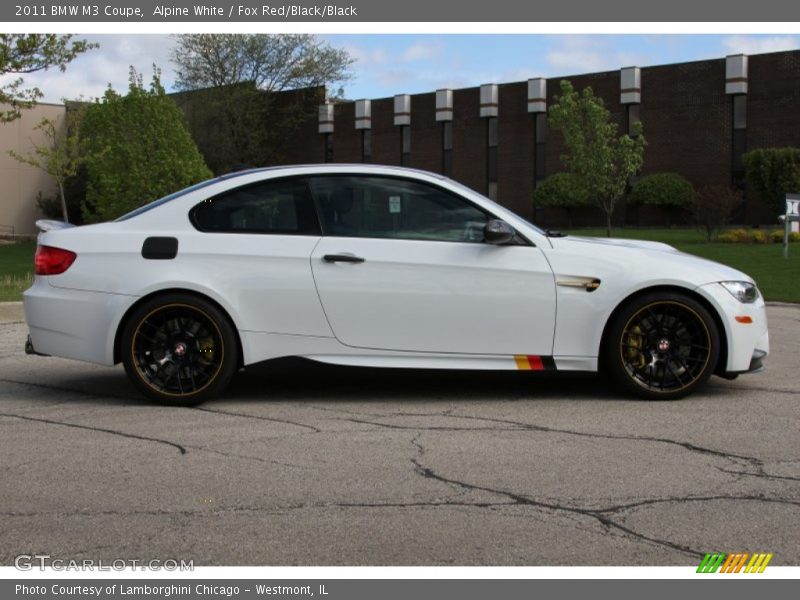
left=698, top=282, right=769, bottom=375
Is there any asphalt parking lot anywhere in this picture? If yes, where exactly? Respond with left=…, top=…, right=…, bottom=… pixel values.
left=0, top=302, right=798, bottom=566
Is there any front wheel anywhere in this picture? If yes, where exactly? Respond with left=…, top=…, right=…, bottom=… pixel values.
left=121, top=294, right=238, bottom=405
left=603, top=293, right=720, bottom=400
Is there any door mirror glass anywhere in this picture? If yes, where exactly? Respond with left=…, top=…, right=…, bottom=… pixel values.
left=483, top=219, right=515, bottom=245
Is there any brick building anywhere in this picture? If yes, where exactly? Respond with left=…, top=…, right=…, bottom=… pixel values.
left=278, top=50, right=800, bottom=228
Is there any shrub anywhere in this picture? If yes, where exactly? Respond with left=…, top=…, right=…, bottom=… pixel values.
left=691, top=185, right=743, bottom=241
left=628, top=173, right=694, bottom=207
left=80, top=67, right=212, bottom=223
left=718, top=228, right=799, bottom=243
left=717, top=228, right=749, bottom=243
left=628, top=173, right=694, bottom=227
left=743, top=147, right=800, bottom=217
left=532, top=172, right=591, bottom=228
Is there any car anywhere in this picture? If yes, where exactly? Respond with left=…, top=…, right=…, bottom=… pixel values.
left=23, top=164, right=768, bottom=405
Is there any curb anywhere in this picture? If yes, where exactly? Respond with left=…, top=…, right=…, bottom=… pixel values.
left=0, top=301, right=24, bottom=324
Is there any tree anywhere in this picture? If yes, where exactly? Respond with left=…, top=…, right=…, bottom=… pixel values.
left=172, top=34, right=353, bottom=94
left=548, top=80, right=646, bottom=236
left=742, top=148, right=800, bottom=217
left=8, top=108, right=83, bottom=222
left=80, top=68, right=213, bottom=223
left=170, top=34, right=353, bottom=173
left=532, top=172, right=591, bottom=228
left=1, top=34, right=96, bottom=122
left=628, top=172, right=694, bottom=226
left=691, top=185, right=742, bottom=242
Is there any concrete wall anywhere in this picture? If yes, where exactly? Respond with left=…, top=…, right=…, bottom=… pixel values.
left=0, top=102, right=66, bottom=236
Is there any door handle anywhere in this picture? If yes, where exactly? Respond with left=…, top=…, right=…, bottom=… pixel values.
left=323, top=253, right=365, bottom=264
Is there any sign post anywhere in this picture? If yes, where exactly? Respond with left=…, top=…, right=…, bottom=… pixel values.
left=783, top=193, right=800, bottom=259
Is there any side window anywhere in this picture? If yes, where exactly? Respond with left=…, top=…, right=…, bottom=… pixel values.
left=307, top=176, right=489, bottom=243
left=191, top=178, right=320, bottom=235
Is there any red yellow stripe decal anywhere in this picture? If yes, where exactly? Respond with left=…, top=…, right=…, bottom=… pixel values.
left=514, top=355, right=551, bottom=371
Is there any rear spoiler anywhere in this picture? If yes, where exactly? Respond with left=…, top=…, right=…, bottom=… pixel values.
left=35, top=220, right=76, bottom=232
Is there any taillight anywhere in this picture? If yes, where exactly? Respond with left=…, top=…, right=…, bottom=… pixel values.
left=34, top=245, right=77, bottom=275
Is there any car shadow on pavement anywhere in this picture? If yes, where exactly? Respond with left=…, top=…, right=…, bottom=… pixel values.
left=227, top=357, right=623, bottom=403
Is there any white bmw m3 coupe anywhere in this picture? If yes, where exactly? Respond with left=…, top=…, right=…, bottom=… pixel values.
left=23, top=165, right=768, bottom=405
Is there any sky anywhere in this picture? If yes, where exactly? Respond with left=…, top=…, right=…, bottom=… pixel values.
left=4, top=34, right=800, bottom=104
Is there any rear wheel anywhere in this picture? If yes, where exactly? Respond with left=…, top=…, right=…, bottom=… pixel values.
left=121, top=294, right=238, bottom=405
left=603, top=293, right=720, bottom=400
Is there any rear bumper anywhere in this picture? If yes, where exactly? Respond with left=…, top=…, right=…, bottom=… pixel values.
left=23, top=278, right=134, bottom=366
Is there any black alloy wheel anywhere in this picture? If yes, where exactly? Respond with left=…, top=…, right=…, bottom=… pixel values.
left=122, top=294, right=238, bottom=405
left=604, top=293, right=720, bottom=400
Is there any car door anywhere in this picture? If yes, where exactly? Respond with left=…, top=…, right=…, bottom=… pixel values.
left=308, top=175, right=556, bottom=355
left=186, top=176, right=331, bottom=337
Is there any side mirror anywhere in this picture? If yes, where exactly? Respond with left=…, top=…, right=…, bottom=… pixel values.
left=483, top=219, right=516, bottom=245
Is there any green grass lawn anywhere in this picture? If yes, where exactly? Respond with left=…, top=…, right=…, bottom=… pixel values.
left=566, top=228, right=800, bottom=303
left=0, top=241, right=35, bottom=302
left=0, top=232, right=797, bottom=303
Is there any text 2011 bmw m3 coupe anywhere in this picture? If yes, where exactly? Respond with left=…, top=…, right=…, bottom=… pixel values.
left=24, top=165, right=768, bottom=405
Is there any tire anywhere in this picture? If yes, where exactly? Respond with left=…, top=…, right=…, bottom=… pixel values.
left=602, top=292, right=720, bottom=400
left=121, top=293, right=238, bottom=406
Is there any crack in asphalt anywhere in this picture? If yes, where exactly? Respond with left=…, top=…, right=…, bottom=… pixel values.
left=0, top=412, right=187, bottom=454
left=183, top=444, right=314, bottom=470
left=192, top=406, right=322, bottom=433
left=329, top=412, right=767, bottom=469
left=716, top=467, right=800, bottom=483
left=2, top=374, right=798, bottom=562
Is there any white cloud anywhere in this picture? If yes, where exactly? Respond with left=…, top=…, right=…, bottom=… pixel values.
left=0, top=34, right=176, bottom=104
left=401, top=41, right=443, bottom=63
left=721, top=35, right=800, bottom=56
left=544, top=37, right=646, bottom=75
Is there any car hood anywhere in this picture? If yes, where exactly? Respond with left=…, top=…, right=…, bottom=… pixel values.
left=549, top=235, right=754, bottom=285
left=559, top=235, right=679, bottom=253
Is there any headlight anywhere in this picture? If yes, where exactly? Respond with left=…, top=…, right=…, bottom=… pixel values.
left=720, top=281, right=759, bottom=303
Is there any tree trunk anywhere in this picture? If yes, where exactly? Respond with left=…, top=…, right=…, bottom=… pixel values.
left=605, top=211, right=612, bottom=237
left=58, top=180, right=69, bottom=223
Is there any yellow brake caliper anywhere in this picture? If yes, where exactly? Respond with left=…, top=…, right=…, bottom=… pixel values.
left=625, top=325, right=646, bottom=369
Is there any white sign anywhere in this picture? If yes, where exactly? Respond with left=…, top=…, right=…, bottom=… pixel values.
left=787, top=197, right=800, bottom=217
left=389, top=196, right=402, bottom=214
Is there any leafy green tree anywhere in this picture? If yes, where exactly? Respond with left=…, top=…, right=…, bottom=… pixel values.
left=8, top=108, right=84, bottom=222
left=743, top=148, right=800, bottom=217
left=548, top=80, right=646, bottom=236
left=532, top=172, right=591, bottom=228
left=80, top=68, right=213, bottom=223
left=628, top=172, right=694, bottom=226
left=170, top=34, right=353, bottom=173
left=0, top=34, right=96, bottom=122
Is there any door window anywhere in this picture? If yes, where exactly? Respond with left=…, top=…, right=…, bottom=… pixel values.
left=307, top=176, right=489, bottom=243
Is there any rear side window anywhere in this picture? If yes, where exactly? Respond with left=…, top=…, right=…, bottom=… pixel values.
left=191, top=178, right=320, bottom=235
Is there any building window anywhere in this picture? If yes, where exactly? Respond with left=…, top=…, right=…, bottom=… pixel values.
left=732, top=95, right=747, bottom=187
left=324, top=133, right=334, bottom=163
left=487, top=117, right=498, bottom=199
left=733, top=95, right=747, bottom=130
left=627, top=104, right=641, bottom=136
left=361, top=130, right=372, bottom=163
left=442, top=121, right=453, bottom=177
left=534, top=113, right=547, bottom=185
left=401, top=125, right=411, bottom=166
